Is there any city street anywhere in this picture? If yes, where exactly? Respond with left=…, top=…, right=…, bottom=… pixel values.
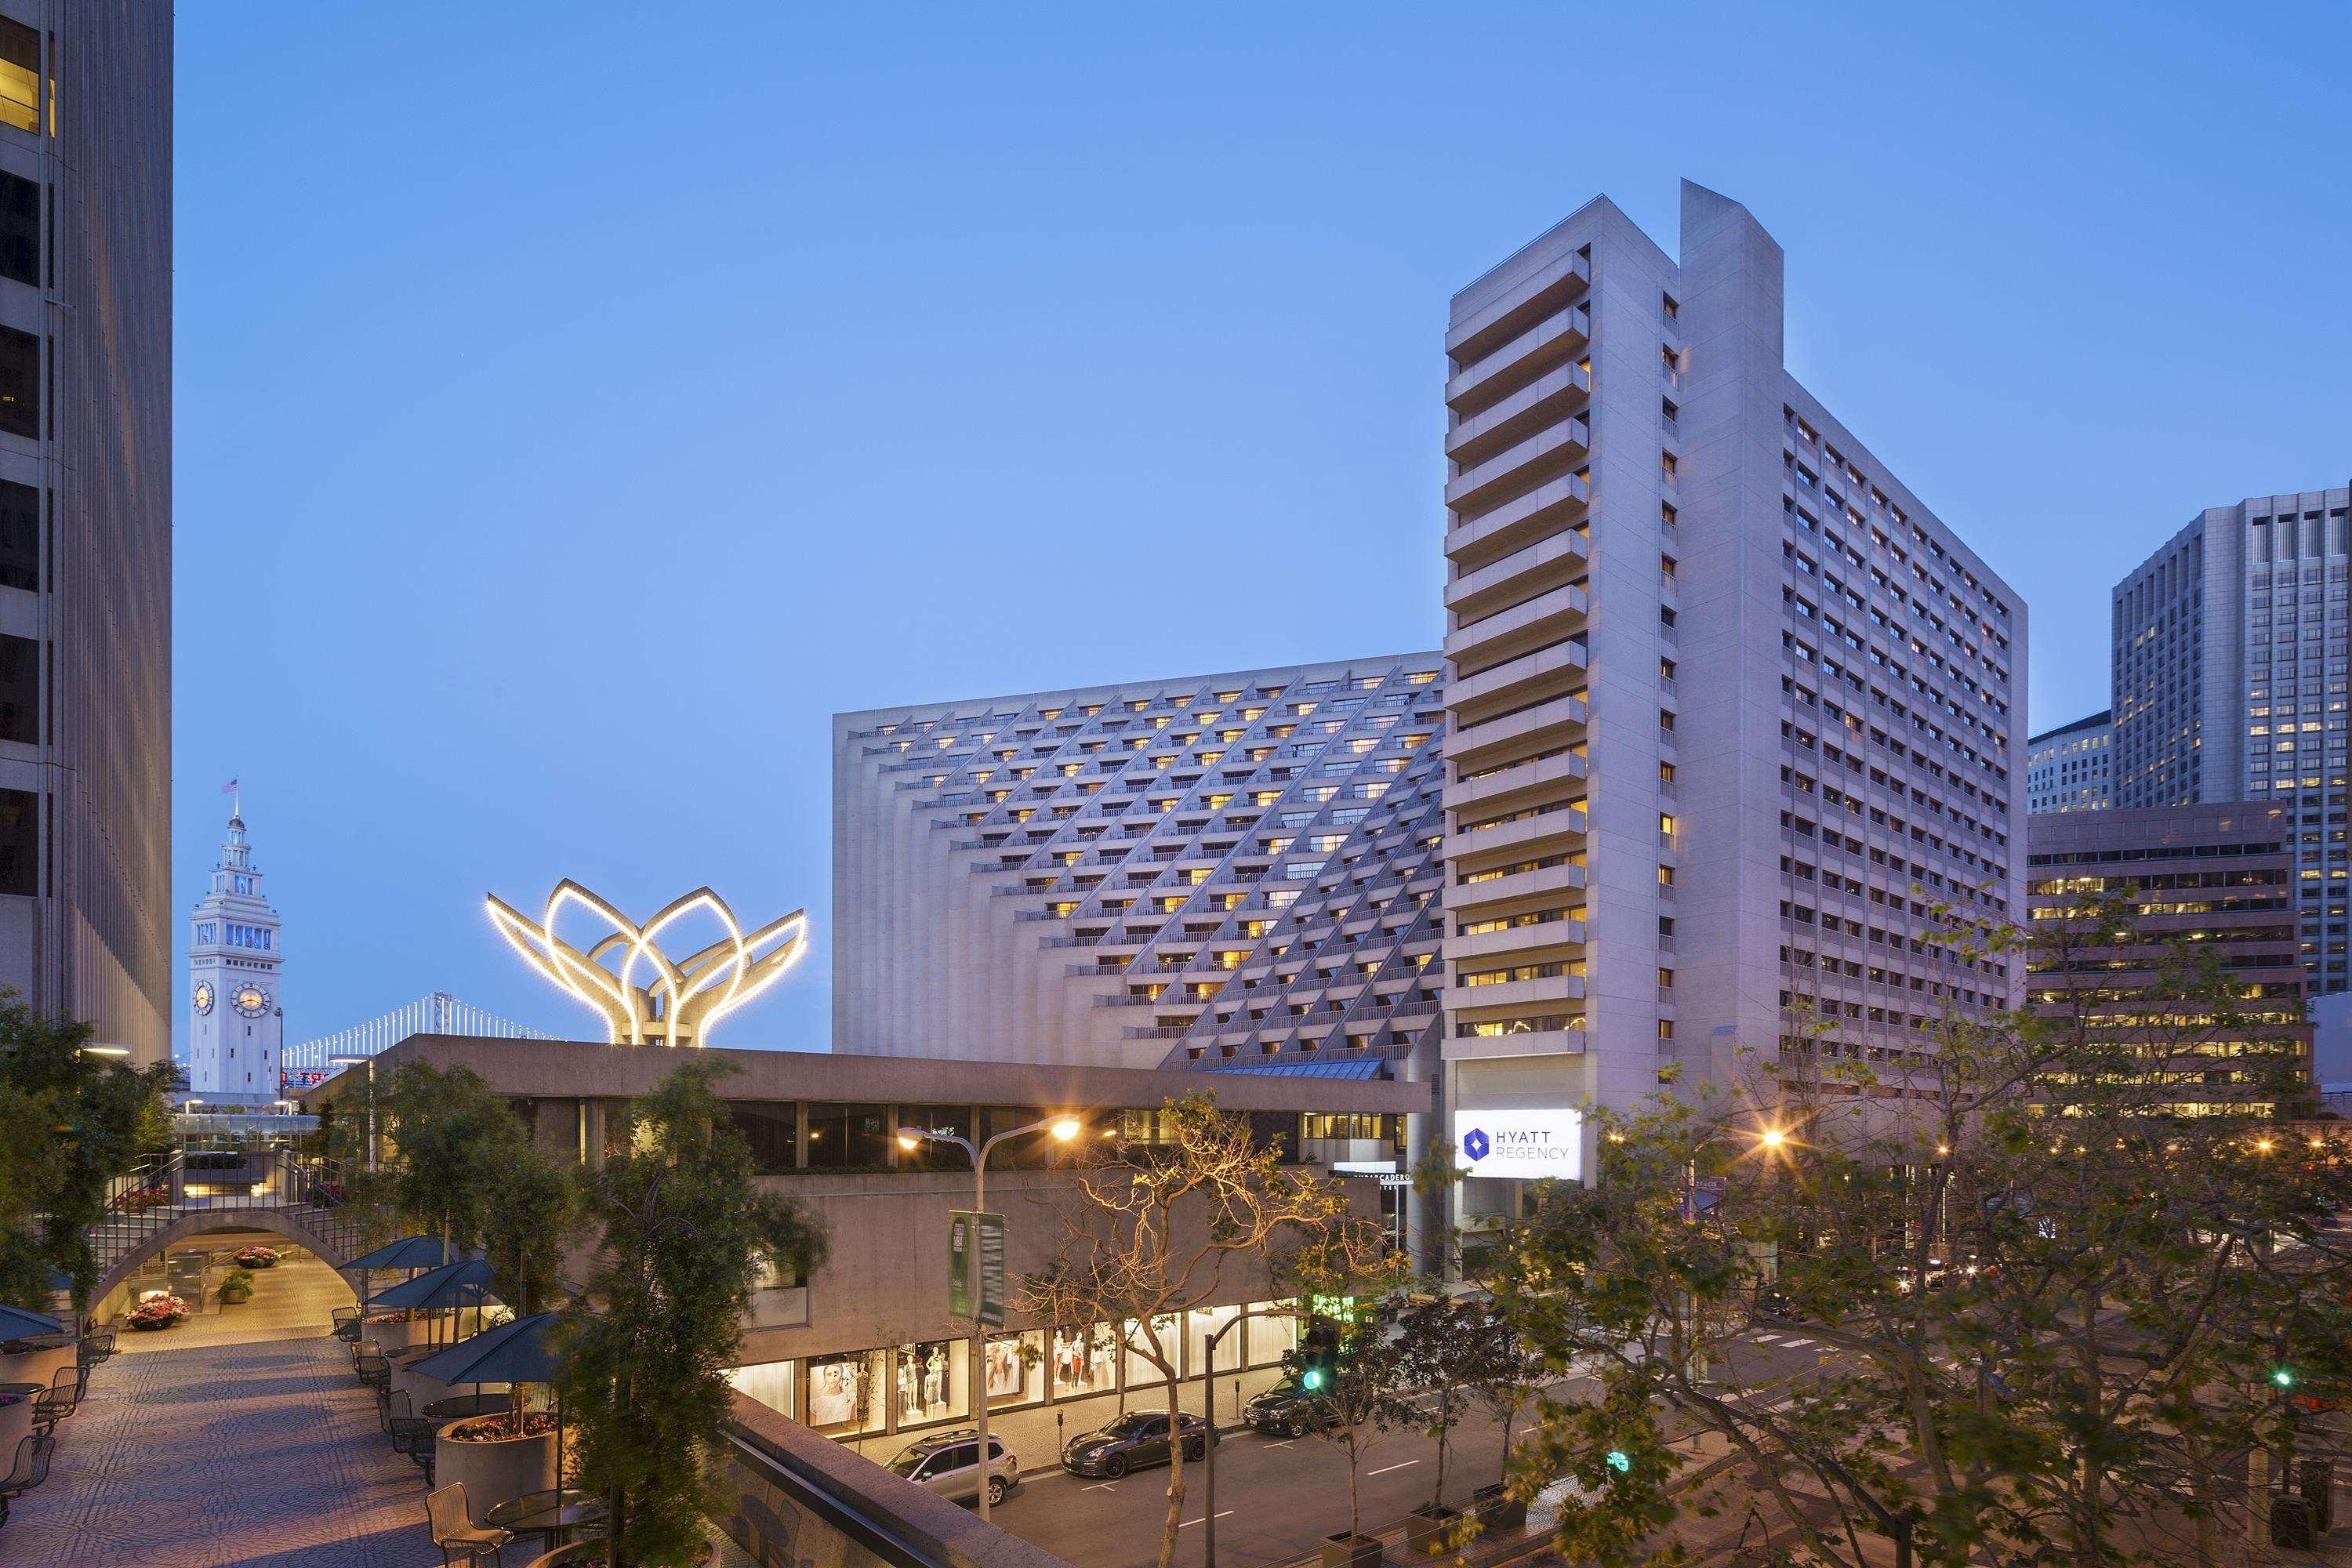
left=993, top=1328, right=1838, bottom=1568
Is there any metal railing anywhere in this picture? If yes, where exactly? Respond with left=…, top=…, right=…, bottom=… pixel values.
left=91, top=1150, right=369, bottom=1276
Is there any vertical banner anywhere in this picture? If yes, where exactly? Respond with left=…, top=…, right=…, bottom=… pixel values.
left=949, top=1210, right=1007, bottom=1326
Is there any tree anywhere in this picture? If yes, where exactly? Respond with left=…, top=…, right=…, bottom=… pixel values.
left=1015, top=1093, right=1396, bottom=1568
left=479, top=1138, right=576, bottom=1319
left=1392, top=1294, right=1493, bottom=1519
left=381, top=1060, right=516, bottom=1256
left=0, top=990, right=177, bottom=1311
left=556, top=1059, right=828, bottom=1568
left=1479, top=890, right=2352, bottom=1568
left=1289, top=1310, right=1414, bottom=1546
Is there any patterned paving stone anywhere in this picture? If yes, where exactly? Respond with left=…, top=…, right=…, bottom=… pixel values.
left=4, top=1328, right=438, bottom=1565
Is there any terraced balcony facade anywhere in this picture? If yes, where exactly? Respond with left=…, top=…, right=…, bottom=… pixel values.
left=834, top=656, right=1448, bottom=1078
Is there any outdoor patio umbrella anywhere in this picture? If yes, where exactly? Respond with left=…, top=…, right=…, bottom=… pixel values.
left=342, top=1234, right=454, bottom=1319
left=408, top=1312, right=568, bottom=1473
left=368, top=1258, right=494, bottom=1344
left=0, top=1305, right=63, bottom=1339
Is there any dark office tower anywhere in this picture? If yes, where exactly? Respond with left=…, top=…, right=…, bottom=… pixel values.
left=0, top=6, right=171, bottom=1062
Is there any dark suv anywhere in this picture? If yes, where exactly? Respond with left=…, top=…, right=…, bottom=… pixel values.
left=1243, top=1380, right=1328, bottom=1438
left=1059, top=1410, right=1215, bottom=1478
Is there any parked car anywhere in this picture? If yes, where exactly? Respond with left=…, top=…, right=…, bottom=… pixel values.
left=887, top=1430, right=1019, bottom=1506
left=1059, top=1410, right=1215, bottom=1478
left=1243, top=1379, right=1328, bottom=1438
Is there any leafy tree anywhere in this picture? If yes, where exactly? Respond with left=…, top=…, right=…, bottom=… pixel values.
left=556, top=1059, right=828, bottom=1568
left=1016, top=1093, right=1397, bottom=1568
left=1478, top=889, right=2352, bottom=1568
left=479, top=1138, right=576, bottom=1318
left=1287, top=1311, right=1414, bottom=1544
left=1391, top=1294, right=1490, bottom=1517
left=0, top=990, right=178, bottom=1310
left=381, top=1060, right=517, bottom=1256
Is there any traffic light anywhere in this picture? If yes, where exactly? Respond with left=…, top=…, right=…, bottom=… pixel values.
left=1301, top=1316, right=1340, bottom=1392
left=1605, top=1450, right=1632, bottom=1475
left=2274, top=1366, right=2297, bottom=1391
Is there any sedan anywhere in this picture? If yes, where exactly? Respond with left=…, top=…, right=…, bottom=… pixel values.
left=1242, top=1380, right=1327, bottom=1438
left=1059, top=1410, right=1215, bottom=1478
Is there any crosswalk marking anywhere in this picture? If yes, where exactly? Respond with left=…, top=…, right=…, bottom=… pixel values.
left=1780, top=1338, right=1815, bottom=1349
left=1752, top=1333, right=1783, bottom=1343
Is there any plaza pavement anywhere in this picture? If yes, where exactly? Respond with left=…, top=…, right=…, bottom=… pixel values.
left=6, top=1252, right=438, bottom=1566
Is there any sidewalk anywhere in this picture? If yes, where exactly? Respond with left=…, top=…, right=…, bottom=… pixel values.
left=4, top=1326, right=436, bottom=1566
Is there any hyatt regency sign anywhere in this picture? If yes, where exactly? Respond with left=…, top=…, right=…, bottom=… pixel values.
left=1455, top=1108, right=1584, bottom=1181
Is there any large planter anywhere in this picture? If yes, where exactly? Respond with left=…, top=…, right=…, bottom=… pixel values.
left=0, top=1393, right=33, bottom=1459
left=388, top=1344, right=454, bottom=1416
left=0, top=1338, right=76, bottom=1393
left=1405, top=1505, right=1461, bottom=1556
left=362, top=1314, right=429, bottom=1356
left=437, top=1419, right=558, bottom=1525
left=1323, top=1531, right=1384, bottom=1568
left=1471, top=1483, right=1526, bottom=1533
left=528, top=1539, right=718, bottom=1568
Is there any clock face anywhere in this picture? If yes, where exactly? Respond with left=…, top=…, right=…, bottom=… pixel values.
left=193, top=982, right=214, bottom=1015
left=233, top=985, right=270, bottom=1018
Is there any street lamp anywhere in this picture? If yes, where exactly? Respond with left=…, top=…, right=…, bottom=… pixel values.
left=896, top=1113, right=1081, bottom=1523
left=78, top=1045, right=131, bottom=1058
left=326, top=1054, right=379, bottom=1174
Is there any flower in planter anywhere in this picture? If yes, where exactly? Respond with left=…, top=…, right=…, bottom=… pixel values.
left=231, top=1246, right=279, bottom=1269
left=125, top=1294, right=191, bottom=1330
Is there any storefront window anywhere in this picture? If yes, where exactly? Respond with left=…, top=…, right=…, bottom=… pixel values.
left=729, top=1102, right=799, bottom=1174
left=895, top=1339, right=971, bottom=1428
left=1050, top=1323, right=1118, bottom=1399
left=807, top=1349, right=886, bottom=1435
left=898, top=1105, right=974, bottom=1172
left=984, top=1329, right=1044, bottom=1409
left=1247, top=1301, right=1298, bottom=1368
left=806, top=1103, right=890, bottom=1169
left=725, top=1359, right=796, bottom=1418
left=1123, top=1314, right=1182, bottom=1393
left=1187, top=1304, right=1243, bottom=1377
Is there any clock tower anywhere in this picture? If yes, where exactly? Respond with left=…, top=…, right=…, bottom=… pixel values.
left=187, top=806, right=285, bottom=1099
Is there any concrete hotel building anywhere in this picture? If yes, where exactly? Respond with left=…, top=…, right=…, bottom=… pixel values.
left=2025, top=803, right=2310, bottom=1114
left=2111, top=483, right=2352, bottom=994
left=2026, top=710, right=2113, bottom=815
left=0, top=8, right=172, bottom=1062
left=834, top=655, right=1448, bottom=1080
left=1438, top=182, right=2026, bottom=1221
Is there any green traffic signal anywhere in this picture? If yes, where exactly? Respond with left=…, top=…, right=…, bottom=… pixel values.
left=1301, top=1367, right=1326, bottom=1390
left=2274, top=1367, right=2296, bottom=1389
left=1606, top=1450, right=1632, bottom=1474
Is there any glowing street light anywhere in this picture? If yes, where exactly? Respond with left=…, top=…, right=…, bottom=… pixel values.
left=897, top=1112, right=1084, bottom=1523
left=1759, top=1127, right=1788, bottom=1150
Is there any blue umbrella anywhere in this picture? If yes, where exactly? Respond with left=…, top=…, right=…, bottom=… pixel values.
left=370, top=1257, right=492, bottom=1312
left=0, top=1304, right=63, bottom=1340
left=408, top=1312, right=560, bottom=1386
left=344, top=1235, right=453, bottom=1272
left=409, top=1311, right=570, bottom=1468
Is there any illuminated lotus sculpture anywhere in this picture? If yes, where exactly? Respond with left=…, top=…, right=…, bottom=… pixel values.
left=485, top=881, right=808, bottom=1047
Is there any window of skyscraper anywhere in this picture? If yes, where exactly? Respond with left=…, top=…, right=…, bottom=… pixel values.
left=0, top=170, right=32, bottom=288
left=0, top=787, right=31, bottom=896
left=0, top=633, right=33, bottom=743
left=0, top=21, right=33, bottom=136
left=0, top=480, right=32, bottom=590
left=0, top=326, right=34, bottom=438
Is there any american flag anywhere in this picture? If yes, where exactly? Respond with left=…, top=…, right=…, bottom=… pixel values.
left=220, top=779, right=238, bottom=793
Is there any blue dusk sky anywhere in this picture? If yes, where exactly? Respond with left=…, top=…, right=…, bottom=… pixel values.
left=171, top=2, right=2351, bottom=1056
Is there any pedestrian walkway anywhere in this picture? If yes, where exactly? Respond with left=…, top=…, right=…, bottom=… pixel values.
left=4, top=1327, right=437, bottom=1566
